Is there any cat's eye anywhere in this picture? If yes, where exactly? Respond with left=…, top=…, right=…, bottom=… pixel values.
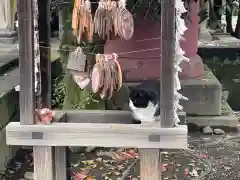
left=137, top=90, right=145, bottom=97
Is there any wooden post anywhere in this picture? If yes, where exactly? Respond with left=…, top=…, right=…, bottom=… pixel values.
left=38, top=0, right=67, bottom=179
left=140, top=0, right=175, bottom=179
left=160, top=0, right=176, bottom=128
left=18, top=0, right=35, bottom=125
left=18, top=0, right=54, bottom=179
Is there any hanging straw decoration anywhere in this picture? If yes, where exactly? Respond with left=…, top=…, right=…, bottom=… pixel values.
left=174, top=0, right=189, bottom=126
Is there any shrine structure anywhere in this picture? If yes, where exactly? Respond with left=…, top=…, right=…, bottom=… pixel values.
left=105, top=0, right=204, bottom=81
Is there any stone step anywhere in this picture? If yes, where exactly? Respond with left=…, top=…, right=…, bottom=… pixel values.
left=187, top=100, right=239, bottom=128
left=0, top=67, right=20, bottom=172
left=0, top=68, right=19, bottom=95
left=0, top=47, right=18, bottom=75
left=179, top=66, right=222, bottom=116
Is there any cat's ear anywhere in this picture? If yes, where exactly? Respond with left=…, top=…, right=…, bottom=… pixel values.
left=148, top=91, right=158, bottom=104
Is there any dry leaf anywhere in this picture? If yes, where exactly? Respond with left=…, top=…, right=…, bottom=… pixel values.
left=73, top=172, right=88, bottom=180
left=189, top=168, right=199, bottom=177
left=117, top=165, right=124, bottom=171
left=113, top=171, right=121, bottom=176
left=184, top=168, right=189, bottom=176
left=81, top=160, right=95, bottom=165
left=198, top=154, right=209, bottom=158
left=96, top=157, right=102, bottom=162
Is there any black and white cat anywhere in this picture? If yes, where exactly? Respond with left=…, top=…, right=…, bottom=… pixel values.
left=129, top=80, right=161, bottom=124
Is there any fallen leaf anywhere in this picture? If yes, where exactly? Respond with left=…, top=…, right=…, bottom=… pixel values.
left=160, top=163, right=168, bottom=167
left=128, top=149, right=139, bottom=157
left=90, top=164, right=97, bottom=168
left=184, top=168, right=189, bottom=176
left=73, top=172, right=88, bottom=180
left=113, top=171, right=121, bottom=176
left=117, top=165, right=125, bottom=171
left=189, top=168, right=199, bottom=177
left=198, top=154, right=209, bottom=158
left=120, top=152, right=135, bottom=159
left=96, top=157, right=102, bottom=162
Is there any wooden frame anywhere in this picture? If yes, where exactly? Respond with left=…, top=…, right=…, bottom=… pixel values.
left=6, top=0, right=186, bottom=180
left=7, top=111, right=188, bottom=149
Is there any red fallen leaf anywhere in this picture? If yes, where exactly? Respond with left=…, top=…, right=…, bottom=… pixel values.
left=184, top=168, right=189, bottom=176
left=36, top=108, right=55, bottom=124
left=128, top=149, right=139, bottom=157
left=72, top=172, right=88, bottom=180
left=79, top=168, right=89, bottom=174
left=159, top=163, right=168, bottom=172
left=121, top=152, right=135, bottom=159
left=198, top=154, right=209, bottom=158
left=160, top=163, right=168, bottom=167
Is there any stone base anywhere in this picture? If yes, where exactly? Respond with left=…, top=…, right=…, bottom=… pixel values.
left=180, top=66, right=222, bottom=116
left=187, top=101, right=239, bottom=128
left=0, top=29, right=17, bottom=44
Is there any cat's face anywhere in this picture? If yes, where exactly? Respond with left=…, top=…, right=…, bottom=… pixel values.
left=129, top=87, right=157, bottom=108
left=129, top=87, right=159, bottom=122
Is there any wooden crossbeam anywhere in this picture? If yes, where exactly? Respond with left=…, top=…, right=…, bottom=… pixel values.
left=6, top=122, right=187, bottom=149
left=52, top=110, right=186, bottom=125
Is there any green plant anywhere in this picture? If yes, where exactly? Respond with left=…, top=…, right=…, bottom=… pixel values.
left=52, top=76, right=66, bottom=109
left=72, top=93, right=100, bottom=109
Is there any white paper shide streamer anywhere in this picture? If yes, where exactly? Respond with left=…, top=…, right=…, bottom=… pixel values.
left=174, top=0, right=189, bottom=125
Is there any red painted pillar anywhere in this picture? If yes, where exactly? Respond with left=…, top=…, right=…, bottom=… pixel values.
left=179, top=0, right=204, bottom=79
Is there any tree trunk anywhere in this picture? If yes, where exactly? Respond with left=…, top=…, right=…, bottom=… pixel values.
left=226, top=0, right=233, bottom=33
left=234, top=0, right=240, bottom=38
left=209, top=0, right=220, bottom=29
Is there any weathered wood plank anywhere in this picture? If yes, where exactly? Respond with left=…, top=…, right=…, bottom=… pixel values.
left=33, top=147, right=54, bottom=180
left=61, top=110, right=133, bottom=124
left=52, top=110, right=186, bottom=124
left=6, top=122, right=188, bottom=149
left=51, top=111, right=67, bottom=180
left=54, top=146, right=67, bottom=180
left=139, top=0, right=177, bottom=179
left=139, top=149, right=160, bottom=180
left=18, top=0, right=35, bottom=125
left=38, top=0, right=65, bottom=178
left=160, top=0, right=176, bottom=128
